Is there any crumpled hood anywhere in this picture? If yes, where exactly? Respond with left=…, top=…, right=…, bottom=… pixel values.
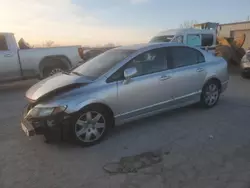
left=26, top=73, right=92, bottom=101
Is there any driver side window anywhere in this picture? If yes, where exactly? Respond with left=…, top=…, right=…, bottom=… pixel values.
left=124, top=48, right=167, bottom=77
left=107, top=48, right=167, bottom=82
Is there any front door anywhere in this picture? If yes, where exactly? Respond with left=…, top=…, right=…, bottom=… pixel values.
left=0, top=34, right=21, bottom=81
left=114, top=48, right=174, bottom=121
left=168, top=46, right=207, bottom=104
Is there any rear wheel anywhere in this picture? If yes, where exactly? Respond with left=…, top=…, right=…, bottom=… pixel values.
left=43, top=65, right=66, bottom=78
left=72, top=105, right=113, bottom=146
left=42, top=58, right=69, bottom=78
left=200, top=81, right=220, bottom=108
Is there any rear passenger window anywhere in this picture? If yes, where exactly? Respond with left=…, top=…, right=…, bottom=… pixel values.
left=201, top=34, right=214, bottom=46
left=169, top=47, right=205, bottom=68
left=0, top=35, right=8, bottom=51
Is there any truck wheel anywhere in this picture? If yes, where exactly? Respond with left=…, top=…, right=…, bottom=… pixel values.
left=42, top=59, right=69, bottom=78
left=45, top=67, right=64, bottom=77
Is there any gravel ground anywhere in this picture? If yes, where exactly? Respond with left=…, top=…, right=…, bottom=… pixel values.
left=1, top=76, right=250, bottom=188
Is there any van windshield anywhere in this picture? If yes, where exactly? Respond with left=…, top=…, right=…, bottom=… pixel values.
left=149, top=35, right=174, bottom=43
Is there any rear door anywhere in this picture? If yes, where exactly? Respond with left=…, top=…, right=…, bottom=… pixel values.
left=168, top=46, right=207, bottom=104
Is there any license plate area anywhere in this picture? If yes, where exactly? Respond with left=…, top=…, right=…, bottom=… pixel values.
left=21, top=120, right=35, bottom=136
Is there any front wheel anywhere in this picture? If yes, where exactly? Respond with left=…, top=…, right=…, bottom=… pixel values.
left=72, top=106, right=112, bottom=146
left=200, top=81, right=220, bottom=108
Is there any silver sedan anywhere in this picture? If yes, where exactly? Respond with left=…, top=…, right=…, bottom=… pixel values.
left=21, top=43, right=229, bottom=146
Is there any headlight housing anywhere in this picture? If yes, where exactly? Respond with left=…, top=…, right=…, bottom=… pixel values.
left=27, top=106, right=67, bottom=118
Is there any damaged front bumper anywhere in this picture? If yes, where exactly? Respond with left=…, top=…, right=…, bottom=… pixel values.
left=21, top=104, right=72, bottom=141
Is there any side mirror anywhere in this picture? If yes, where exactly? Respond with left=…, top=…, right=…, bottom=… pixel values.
left=123, top=67, right=137, bottom=84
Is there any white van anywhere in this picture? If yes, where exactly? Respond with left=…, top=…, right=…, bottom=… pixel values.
left=149, top=28, right=217, bottom=52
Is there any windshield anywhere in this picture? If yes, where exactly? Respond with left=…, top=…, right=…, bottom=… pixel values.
left=72, top=48, right=135, bottom=78
left=149, top=35, right=174, bottom=43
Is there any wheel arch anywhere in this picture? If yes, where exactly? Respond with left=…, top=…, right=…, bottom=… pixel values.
left=204, top=77, right=222, bottom=92
left=77, top=102, right=115, bottom=127
left=85, top=103, right=114, bottom=116
left=39, top=55, right=72, bottom=78
left=72, top=99, right=115, bottom=119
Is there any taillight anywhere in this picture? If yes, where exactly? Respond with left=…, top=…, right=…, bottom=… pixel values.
left=78, top=47, right=84, bottom=59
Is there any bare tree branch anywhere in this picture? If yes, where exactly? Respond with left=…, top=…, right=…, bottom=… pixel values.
left=180, top=20, right=198, bottom=28
left=43, top=40, right=55, bottom=47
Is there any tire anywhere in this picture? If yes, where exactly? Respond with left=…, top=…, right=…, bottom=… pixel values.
left=42, top=59, right=68, bottom=78
left=200, top=80, right=220, bottom=108
left=241, top=71, right=250, bottom=79
left=241, top=72, right=247, bottom=78
left=71, top=105, right=113, bottom=147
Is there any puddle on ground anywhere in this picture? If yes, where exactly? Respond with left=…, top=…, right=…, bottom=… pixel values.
left=103, top=150, right=169, bottom=174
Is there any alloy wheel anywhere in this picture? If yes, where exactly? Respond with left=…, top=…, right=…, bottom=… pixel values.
left=74, top=111, right=106, bottom=143
left=50, top=68, right=63, bottom=76
left=204, top=83, right=219, bottom=106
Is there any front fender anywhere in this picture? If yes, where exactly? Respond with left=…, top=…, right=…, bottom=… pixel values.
left=205, top=74, right=218, bottom=83
left=65, top=98, right=110, bottom=114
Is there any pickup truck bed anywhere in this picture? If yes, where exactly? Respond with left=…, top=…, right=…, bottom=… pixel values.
left=0, top=32, right=83, bottom=83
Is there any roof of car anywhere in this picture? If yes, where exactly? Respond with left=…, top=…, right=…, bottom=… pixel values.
left=154, top=28, right=215, bottom=37
left=117, top=42, right=186, bottom=51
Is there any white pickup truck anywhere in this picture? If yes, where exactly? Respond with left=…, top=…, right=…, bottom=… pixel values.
left=0, top=32, right=84, bottom=83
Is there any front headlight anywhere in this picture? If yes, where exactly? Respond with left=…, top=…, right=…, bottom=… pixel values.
left=27, top=106, right=67, bottom=118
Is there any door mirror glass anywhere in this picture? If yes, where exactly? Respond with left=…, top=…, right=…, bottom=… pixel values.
left=124, top=67, right=137, bottom=79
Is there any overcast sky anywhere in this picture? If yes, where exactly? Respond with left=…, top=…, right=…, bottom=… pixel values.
left=1, top=0, right=250, bottom=46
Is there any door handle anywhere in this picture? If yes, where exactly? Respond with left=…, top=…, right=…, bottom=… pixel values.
left=4, top=53, right=13, bottom=57
left=196, top=68, right=204, bottom=72
left=160, top=75, right=171, bottom=81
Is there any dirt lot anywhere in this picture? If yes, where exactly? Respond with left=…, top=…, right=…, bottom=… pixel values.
left=1, top=75, right=250, bottom=188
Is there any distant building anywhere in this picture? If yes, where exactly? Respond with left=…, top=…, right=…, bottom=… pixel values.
left=218, top=21, right=250, bottom=50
